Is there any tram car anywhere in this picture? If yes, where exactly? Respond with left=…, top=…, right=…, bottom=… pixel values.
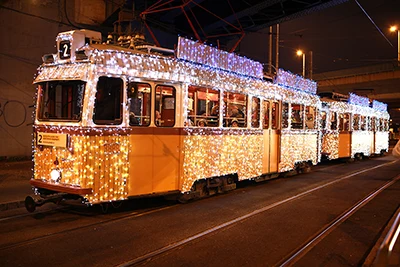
left=25, top=29, right=386, bottom=212
left=319, top=92, right=389, bottom=160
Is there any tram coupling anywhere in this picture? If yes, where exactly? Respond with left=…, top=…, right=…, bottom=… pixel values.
left=24, top=193, right=68, bottom=212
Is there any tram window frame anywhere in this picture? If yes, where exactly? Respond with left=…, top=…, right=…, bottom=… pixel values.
left=37, top=80, right=85, bottom=122
left=282, top=102, right=289, bottom=129
left=223, top=91, right=247, bottom=128
left=127, top=82, right=151, bottom=127
left=291, top=104, right=304, bottom=130
left=339, top=113, right=350, bottom=132
left=93, top=76, right=123, bottom=125
left=155, top=85, right=176, bottom=127
left=187, top=86, right=220, bottom=127
left=251, top=97, right=260, bottom=128
left=330, top=112, right=338, bottom=130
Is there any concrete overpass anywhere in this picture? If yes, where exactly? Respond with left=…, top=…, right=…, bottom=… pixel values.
left=313, top=62, right=400, bottom=124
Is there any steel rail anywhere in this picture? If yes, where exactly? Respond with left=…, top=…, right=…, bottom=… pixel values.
left=116, top=160, right=397, bottom=267
left=0, top=205, right=175, bottom=251
left=279, top=174, right=400, bottom=266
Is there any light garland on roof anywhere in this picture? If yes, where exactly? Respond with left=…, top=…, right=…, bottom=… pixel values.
left=372, top=100, right=388, bottom=112
left=176, top=37, right=263, bottom=79
left=275, top=69, right=317, bottom=95
left=348, top=93, right=369, bottom=107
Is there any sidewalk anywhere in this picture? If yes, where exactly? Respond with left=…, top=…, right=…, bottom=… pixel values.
left=0, top=160, right=33, bottom=211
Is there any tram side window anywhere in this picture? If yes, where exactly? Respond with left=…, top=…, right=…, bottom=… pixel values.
left=305, top=106, right=316, bottom=129
left=360, top=116, right=367, bottom=130
left=223, top=92, right=247, bottom=128
left=187, top=86, right=220, bottom=127
left=282, top=103, right=289, bottom=129
left=378, top=118, right=383, bottom=131
left=271, top=102, right=279, bottom=129
left=330, top=112, right=338, bottom=130
left=263, top=100, right=270, bottom=129
left=155, top=85, right=175, bottom=127
left=371, top=117, right=376, bottom=132
left=291, top=104, right=304, bottom=129
left=93, top=77, right=123, bottom=125
left=353, top=114, right=360, bottom=130
left=383, top=119, right=389, bottom=131
left=320, top=111, right=327, bottom=130
left=339, top=113, right=350, bottom=132
left=128, top=82, right=151, bottom=126
left=38, top=81, right=85, bottom=121
left=251, top=97, right=260, bottom=128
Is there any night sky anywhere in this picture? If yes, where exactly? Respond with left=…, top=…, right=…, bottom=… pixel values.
left=237, top=0, right=400, bottom=75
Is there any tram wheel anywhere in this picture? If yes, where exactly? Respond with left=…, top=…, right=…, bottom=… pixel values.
left=177, top=193, right=191, bottom=204
left=100, top=203, right=109, bottom=214
left=25, top=196, right=36, bottom=213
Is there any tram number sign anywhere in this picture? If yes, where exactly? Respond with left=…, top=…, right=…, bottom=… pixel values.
left=37, top=132, right=68, bottom=148
left=59, top=41, right=71, bottom=59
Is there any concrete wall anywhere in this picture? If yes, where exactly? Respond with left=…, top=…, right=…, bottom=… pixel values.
left=0, top=0, right=105, bottom=158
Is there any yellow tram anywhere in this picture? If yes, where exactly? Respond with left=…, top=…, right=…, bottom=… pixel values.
left=319, top=92, right=389, bottom=160
left=26, top=29, right=381, bottom=211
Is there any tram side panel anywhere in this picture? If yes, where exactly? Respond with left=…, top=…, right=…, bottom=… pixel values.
left=262, top=129, right=280, bottom=174
left=279, top=132, right=319, bottom=172
left=128, top=130, right=154, bottom=195
left=180, top=130, right=264, bottom=192
left=152, top=128, right=181, bottom=193
left=338, top=132, right=351, bottom=158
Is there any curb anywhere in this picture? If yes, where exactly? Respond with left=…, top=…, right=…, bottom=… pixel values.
left=363, top=207, right=400, bottom=266
left=0, top=200, right=25, bottom=212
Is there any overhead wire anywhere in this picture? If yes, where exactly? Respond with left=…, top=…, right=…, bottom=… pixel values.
left=354, top=0, right=394, bottom=48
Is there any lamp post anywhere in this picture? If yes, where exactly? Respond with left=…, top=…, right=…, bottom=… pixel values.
left=296, top=50, right=306, bottom=77
left=390, top=25, right=400, bottom=63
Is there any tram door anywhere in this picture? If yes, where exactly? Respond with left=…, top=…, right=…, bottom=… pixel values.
left=262, top=100, right=280, bottom=174
left=338, top=112, right=351, bottom=158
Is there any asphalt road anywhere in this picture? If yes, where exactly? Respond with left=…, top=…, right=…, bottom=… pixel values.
left=0, top=155, right=399, bottom=267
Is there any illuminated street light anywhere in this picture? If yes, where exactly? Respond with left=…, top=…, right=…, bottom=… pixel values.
left=390, top=25, right=400, bottom=63
left=296, top=50, right=306, bottom=77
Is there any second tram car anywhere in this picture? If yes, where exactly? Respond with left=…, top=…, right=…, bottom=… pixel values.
left=319, top=92, right=389, bottom=160
left=25, top=29, right=389, bottom=211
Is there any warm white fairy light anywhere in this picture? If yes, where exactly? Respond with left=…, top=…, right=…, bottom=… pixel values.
left=320, top=95, right=390, bottom=159
left=33, top=30, right=389, bottom=201
left=34, top=39, right=323, bottom=195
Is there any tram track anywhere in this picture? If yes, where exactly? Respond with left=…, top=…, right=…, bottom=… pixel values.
left=116, top=160, right=398, bottom=267
left=0, top=159, right=396, bottom=264
left=0, top=204, right=177, bottom=251
left=278, top=174, right=400, bottom=266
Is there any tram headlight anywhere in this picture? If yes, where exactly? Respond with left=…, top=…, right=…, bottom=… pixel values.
left=50, top=168, right=62, bottom=183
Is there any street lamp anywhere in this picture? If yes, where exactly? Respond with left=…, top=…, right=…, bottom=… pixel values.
left=296, top=50, right=306, bottom=77
left=390, top=25, right=400, bottom=63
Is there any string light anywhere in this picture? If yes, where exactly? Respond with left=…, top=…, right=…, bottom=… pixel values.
left=320, top=97, right=389, bottom=160
left=32, top=32, right=389, bottom=201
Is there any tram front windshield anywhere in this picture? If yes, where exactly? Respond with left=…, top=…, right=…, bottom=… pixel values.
left=37, top=81, right=85, bottom=121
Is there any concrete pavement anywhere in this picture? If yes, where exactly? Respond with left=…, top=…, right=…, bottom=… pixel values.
left=0, top=160, right=33, bottom=211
